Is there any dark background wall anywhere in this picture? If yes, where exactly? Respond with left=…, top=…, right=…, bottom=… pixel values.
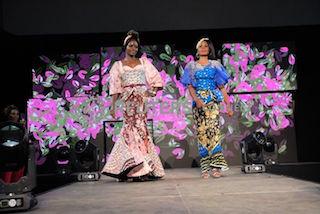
left=1, top=0, right=319, bottom=163
left=2, top=0, right=320, bottom=35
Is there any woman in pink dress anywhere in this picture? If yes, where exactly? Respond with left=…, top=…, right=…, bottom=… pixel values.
left=101, top=30, right=165, bottom=181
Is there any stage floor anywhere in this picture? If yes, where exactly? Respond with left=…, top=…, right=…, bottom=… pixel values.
left=29, top=167, right=320, bottom=214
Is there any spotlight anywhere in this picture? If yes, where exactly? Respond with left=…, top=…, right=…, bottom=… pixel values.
left=55, top=145, right=72, bottom=176
left=0, top=122, right=37, bottom=212
left=0, top=192, right=37, bottom=211
left=240, top=131, right=277, bottom=173
left=263, top=136, right=278, bottom=165
left=71, top=140, right=100, bottom=181
left=0, top=122, right=27, bottom=171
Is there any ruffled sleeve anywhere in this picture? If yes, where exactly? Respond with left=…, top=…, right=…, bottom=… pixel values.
left=109, top=61, right=123, bottom=95
left=142, top=58, right=163, bottom=88
left=213, top=60, right=230, bottom=88
left=181, top=62, right=193, bottom=87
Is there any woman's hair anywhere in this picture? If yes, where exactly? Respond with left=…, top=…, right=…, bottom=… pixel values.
left=122, top=30, right=142, bottom=57
left=196, top=38, right=216, bottom=60
left=3, top=104, right=19, bottom=120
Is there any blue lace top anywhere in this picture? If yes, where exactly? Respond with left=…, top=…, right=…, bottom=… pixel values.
left=181, top=60, right=230, bottom=107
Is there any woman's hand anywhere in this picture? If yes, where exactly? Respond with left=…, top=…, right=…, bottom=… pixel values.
left=226, top=105, right=233, bottom=117
left=110, top=108, right=116, bottom=119
left=145, top=88, right=157, bottom=97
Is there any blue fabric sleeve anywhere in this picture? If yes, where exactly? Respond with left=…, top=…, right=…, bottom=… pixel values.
left=215, top=62, right=230, bottom=87
left=181, top=62, right=193, bottom=87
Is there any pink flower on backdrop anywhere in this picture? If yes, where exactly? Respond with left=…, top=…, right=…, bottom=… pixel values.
left=258, top=111, right=265, bottom=118
left=141, top=54, right=153, bottom=63
left=173, top=119, right=187, bottom=131
left=272, top=93, right=292, bottom=108
left=160, top=70, right=171, bottom=85
left=224, top=43, right=232, bottom=49
left=32, top=132, right=43, bottom=142
left=48, top=139, right=59, bottom=149
left=235, top=43, right=241, bottom=51
left=170, top=56, right=178, bottom=66
left=154, top=146, right=161, bottom=155
left=260, top=94, right=271, bottom=106
left=267, top=107, right=290, bottom=131
left=88, top=123, right=102, bottom=139
left=159, top=122, right=187, bottom=140
left=99, top=96, right=111, bottom=108
left=289, top=54, right=295, bottom=65
left=76, top=129, right=89, bottom=140
left=280, top=47, right=289, bottom=53
left=263, top=77, right=281, bottom=91
left=101, top=59, right=111, bottom=75
left=89, top=82, right=97, bottom=88
left=112, top=135, right=119, bottom=143
left=101, top=91, right=108, bottom=97
left=72, top=80, right=80, bottom=88
left=104, top=125, right=114, bottom=136
left=248, top=48, right=255, bottom=61
left=89, top=75, right=100, bottom=82
left=239, top=56, right=248, bottom=72
left=185, top=55, right=195, bottom=63
left=256, top=84, right=264, bottom=91
left=45, top=131, right=60, bottom=138
left=250, top=64, right=266, bottom=79
left=65, top=90, right=71, bottom=98
left=82, top=85, right=92, bottom=91
left=78, top=70, right=87, bottom=79
left=65, top=69, right=73, bottom=80
left=172, top=75, right=185, bottom=96
left=239, top=94, right=254, bottom=102
left=33, top=73, right=43, bottom=83
left=45, top=71, right=55, bottom=78
left=101, top=74, right=109, bottom=86
left=43, top=113, right=57, bottom=124
left=34, top=94, right=45, bottom=99
left=234, top=81, right=253, bottom=93
left=172, top=148, right=185, bottom=159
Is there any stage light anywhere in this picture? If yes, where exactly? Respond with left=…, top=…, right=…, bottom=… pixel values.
left=240, top=131, right=277, bottom=173
left=0, top=193, right=37, bottom=211
left=263, top=136, right=278, bottom=165
left=71, top=140, right=100, bottom=181
left=55, top=145, right=72, bottom=176
left=0, top=122, right=28, bottom=171
left=240, top=131, right=266, bottom=164
left=0, top=122, right=37, bottom=212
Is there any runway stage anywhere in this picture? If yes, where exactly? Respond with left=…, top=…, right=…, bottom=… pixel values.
left=29, top=167, right=320, bottom=214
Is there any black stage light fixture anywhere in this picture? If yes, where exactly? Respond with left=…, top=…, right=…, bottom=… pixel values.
left=54, top=145, right=72, bottom=176
left=240, top=131, right=277, bottom=173
left=263, top=136, right=278, bottom=165
left=0, top=122, right=37, bottom=212
left=71, top=140, right=100, bottom=182
left=0, top=122, right=27, bottom=171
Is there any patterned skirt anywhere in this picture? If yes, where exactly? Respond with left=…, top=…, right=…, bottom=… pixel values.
left=101, top=87, right=165, bottom=179
left=193, top=102, right=228, bottom=173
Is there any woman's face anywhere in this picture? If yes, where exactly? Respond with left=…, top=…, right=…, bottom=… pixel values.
left=126, top=40, right=139, bottom=57
left=9, top=109, right=19, bottom=122
left=197, top=41, right=210, bottom=56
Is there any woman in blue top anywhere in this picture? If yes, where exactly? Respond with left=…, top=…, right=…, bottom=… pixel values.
left=181, top=38, right=233, bottom=178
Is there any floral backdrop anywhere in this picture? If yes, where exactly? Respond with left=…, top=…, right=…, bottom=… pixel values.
left=29, top=42, right=297, bottom=168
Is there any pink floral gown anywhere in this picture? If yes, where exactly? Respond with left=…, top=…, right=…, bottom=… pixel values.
left=101, top=57, right=165, bottom=179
